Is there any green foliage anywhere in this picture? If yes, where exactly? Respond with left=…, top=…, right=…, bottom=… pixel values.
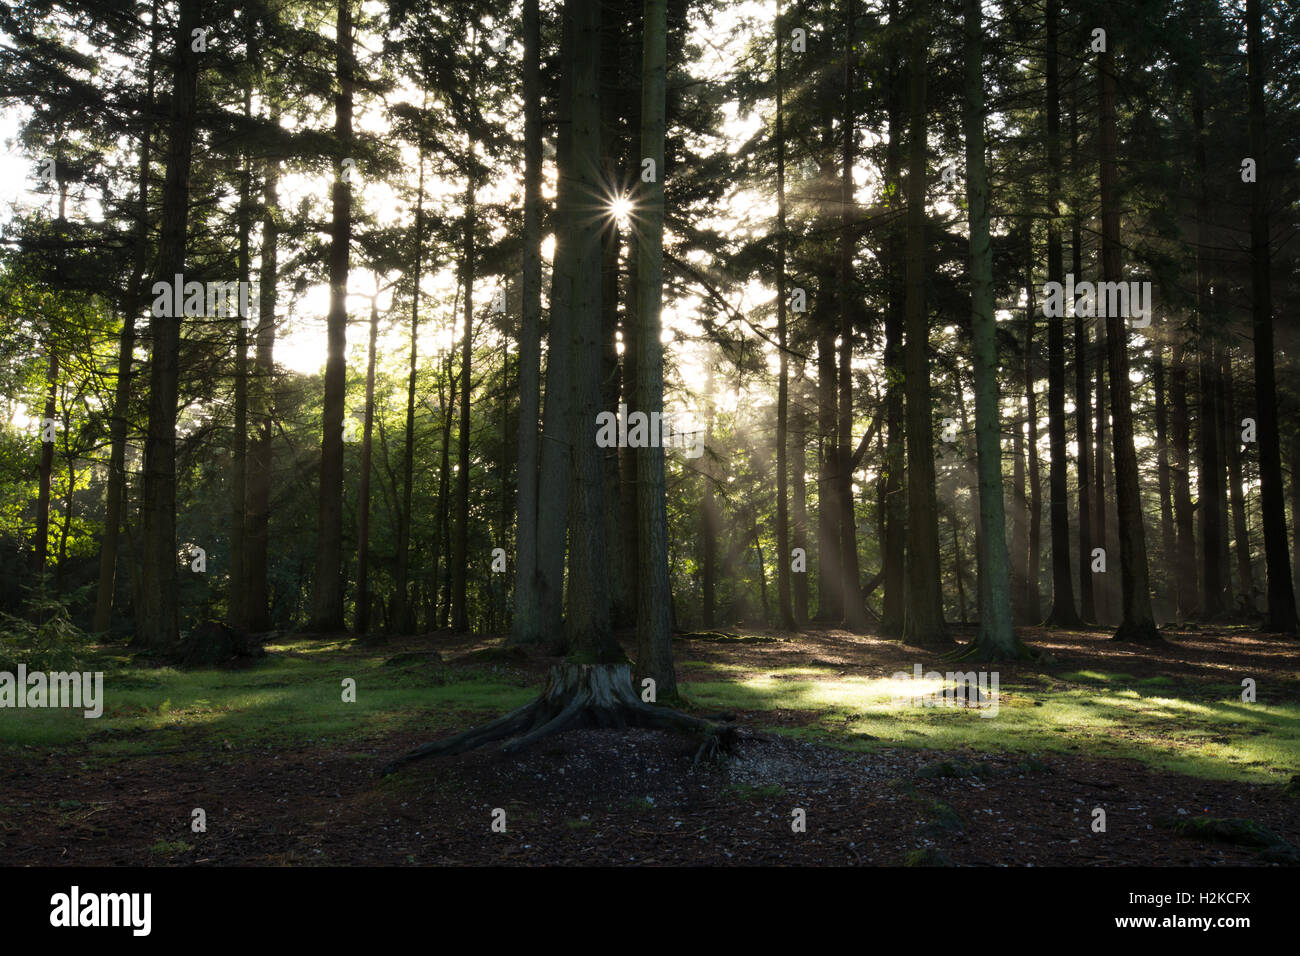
left=0, top=599, right=87, bottom=672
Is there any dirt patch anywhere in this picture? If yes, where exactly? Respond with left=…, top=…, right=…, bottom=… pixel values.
left=3, top=725, right=1296, bottom=866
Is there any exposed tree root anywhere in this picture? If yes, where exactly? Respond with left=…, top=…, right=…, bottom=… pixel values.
left=381, top=662, right=738, bottom=775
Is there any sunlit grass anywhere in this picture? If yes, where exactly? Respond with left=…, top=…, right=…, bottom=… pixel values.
left=0, top=647, right=534, bottom=752
left=4, top=642, right=1295, bottom=786
left=686, top=672, right=1299, bottom=784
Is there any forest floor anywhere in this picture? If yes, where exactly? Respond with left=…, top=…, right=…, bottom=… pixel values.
left=2, top=624, right=1298, bottom=866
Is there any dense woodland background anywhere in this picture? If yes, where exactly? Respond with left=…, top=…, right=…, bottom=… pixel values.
left=1, top=0, right=1298, bottom=680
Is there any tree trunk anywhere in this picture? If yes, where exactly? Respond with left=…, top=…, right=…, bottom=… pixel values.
left=241, top=99, right=279, bottom=635
left=536, top=1, right=577, bottom=644
left=1169, top=337, right=1195, bottom=621
left=55, top=442, right=75, bottom=595
left=963, top=0, right=1018, bottom=657
left=1024, top=256, right=1042, bottom=622
left=1098, top=46, right=1159, bottom=643
left=617, top=0, right=644, bottom=633
left=1010, top=377, right=1029, bottom=621
left=791, top=378, right=810, bottom=622
left=879, top=0, right=906, bottom=638
left=499, top=341, right=512, bottom=632
left=436, top=358, right=456, bottom=629
left=836, top=0, right=866, bottom=632
left=901, top=1, right=947, bottom=647
left=95, top=17, right=156, bottom=632
left=452, top=133, right=476, bottom=633
left=229, top=72, right=253, bottom=630
left=774, top=0, right=794, bottom=631
left=1070, top=70, right=1094, bottom=625
left=566, top=0, right=618, bottom=663
left=1094, top=324, right=1110, bottom=624
left=1245, top=0, right=1298, bottom=632
left=94, top=312, right=134, bottom=632
left=702, top=359, right=717, bottom=627
left=815, top=300, right=841, bottom=622
left=137, top=0, right=200, bottom=649
left=633, top=0, right=674, bottom=690
left=511, top=0, right=543, bottom=645
left=1222, top=352, right=1254, bottom=610
left=34, top=350, right=58, bottom=574
left=309, top=0, right=354, bottom=634
left=246, top=116, right=279, bottom=634
left=1154, top=350, right=1176, bottom=615
left=395, top=148, right=424, bottom=636
left=355, top=295, right=380, bottom=635
left=599, top=10, right=631, bottom=631
left=1043, top=0, right=1078, bottom=626
left=1291, top=433, right=1300, bottom=605
left=1193, top=65, right=1226, bottom=621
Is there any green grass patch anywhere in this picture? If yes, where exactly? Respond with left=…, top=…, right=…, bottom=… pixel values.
left=0, top=639, right=535, bottom=755
left=6, top=637, right=1295, bottom=789
left=685, top=672, right=1299, bottom=784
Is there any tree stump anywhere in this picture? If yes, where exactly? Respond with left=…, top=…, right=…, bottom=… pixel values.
left=382, top=662, right=736, bottom=774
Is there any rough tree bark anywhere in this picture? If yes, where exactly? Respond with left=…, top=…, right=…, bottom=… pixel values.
left=229, top=68, right=253, bottom=630
left=815, top=284, right=841, bottom=623
left=1098, top=45, right=1160, bottom=643
left=1154, top=351, right=1177, bottom=612
left=880, top=8, right=907, bottom=638
left=1222, top=353, right=1255, bottom=610
left=1193, top=50, right=1226, bottom=621
left=1043, top=0, right=1079, bottom=626
left=1069, top=69, right=1094, bottom=625
left=384, top=0, right=734, bottom=773
left=137, top=0, right=200, bottom=649
left=245, top=126, right=278, bottom=634
left=452, top=126, right=476, bottom=634
left=309, top=0, right=354, bottom=634
left=1025, top=250, right=1042, bottom=622
left=34, top=350, right=58, bottom=575
left=1245, top=0, right=1298, bottom=632
left=395, top=146, right=424, bottom=635
left=535, top=2, right=576, bottom=645
left=791, top=377, right=810, bottom=622
left=95, top=13, right=156, bottom=632
left=435, top=356, right=456, bottom=629
left=1095, top=321, right=1111, bottom=624
left=901, top=0, right=947, bottom=647
left=355, top=294, right=380, bottom=635
left=774, top=0, right=794, bottom=630
left=1169, top=336, right=1195, bottom=621
left=835, top=0, right=866, bottom=632
left=962, top=0, right=1021, bottom=659
left=510, top=0, right=544, bottom=645
left=633, top=0, right=676, bottom=694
